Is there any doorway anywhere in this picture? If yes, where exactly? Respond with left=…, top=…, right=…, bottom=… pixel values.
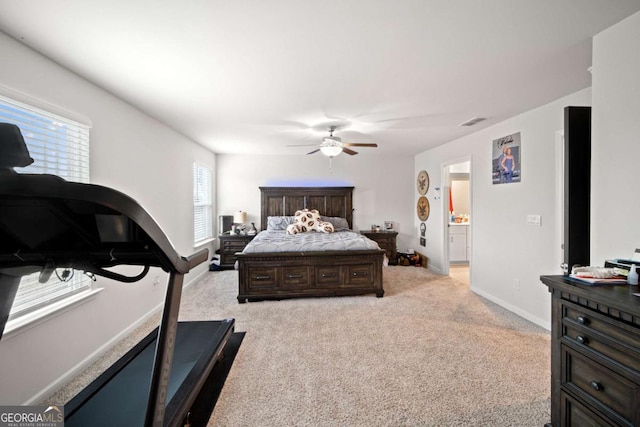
left=442, top=158, right=471, bottom=286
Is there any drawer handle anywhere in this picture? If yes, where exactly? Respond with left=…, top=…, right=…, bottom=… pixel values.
left=287, top=274, right=303, bottom=279
left=590, top=381, right=603, bottom=392
left=577, top=316, right=588, bottom=325
left=322, top=273, right=336, bottom=278
left=254, top=275, right=271, bottom=280
left=353, top=272, right=368, bottom=277
left=576, top=335, right=588, bottom=345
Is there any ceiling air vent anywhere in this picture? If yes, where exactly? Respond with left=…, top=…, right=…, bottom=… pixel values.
left=459, top=116, right=487, bottom=127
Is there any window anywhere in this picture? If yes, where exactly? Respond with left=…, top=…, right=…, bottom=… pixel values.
left=193, top=162, right=213, bottom=244
left=0, top=94, right=92, bottom=322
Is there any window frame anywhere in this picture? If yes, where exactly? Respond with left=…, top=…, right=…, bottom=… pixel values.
left=193, top=161, right=213, bottom=246
left=0, top=93, right=95, bottom=333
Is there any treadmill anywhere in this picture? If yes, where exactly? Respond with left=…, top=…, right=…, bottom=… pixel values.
left=0, top=123, right=236, bottom=426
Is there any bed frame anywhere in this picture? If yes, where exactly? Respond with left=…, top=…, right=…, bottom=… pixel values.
left=236, top=187, right=384, bottom=303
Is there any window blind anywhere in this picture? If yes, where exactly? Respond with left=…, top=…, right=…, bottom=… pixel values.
left=0, top=95, right=90, bottom=182
left=193, top=162, right=213, bottom=244
left=1, top=94, right=92, bottom=320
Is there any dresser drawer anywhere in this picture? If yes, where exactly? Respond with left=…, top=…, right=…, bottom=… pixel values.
left=247, top=267, right=278, bottom=289
left=220, top=252, right=237, bottom=265
left=563, top=302, right=640, bottom=373
left=345, top=265, right=374, bottom=286
left=373, top=236, right=394, bottom=248
left=223, top=240, right=250, bottom=251
left=316, top=266, right=343, bottom=286
left=281, top=266, right=312, bottom=288
left=564, top=324, right=640, bottom=374
left=561, top=391, right=616, bottom=427
left=562, top=345, right=640, bottom=425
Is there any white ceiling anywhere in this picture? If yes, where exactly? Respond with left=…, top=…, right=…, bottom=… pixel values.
left=1, top=1, right=639, bottom=156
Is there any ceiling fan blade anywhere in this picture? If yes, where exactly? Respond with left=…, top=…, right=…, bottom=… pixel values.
left=342, top=147, right=359, bottom=155
left=286, top=143, right=321, bottom=147
left=343, top=143, right=378, bottom=147
left=306, top=149, right=320, bottom=155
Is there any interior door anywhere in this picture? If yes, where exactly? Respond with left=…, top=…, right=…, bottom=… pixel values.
left=563, top=106, right=591, bottom=273
left=555, top=130, right=565, bottom=273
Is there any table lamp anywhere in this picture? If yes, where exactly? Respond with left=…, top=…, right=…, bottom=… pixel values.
left=233, top=211, right=247, bottom=234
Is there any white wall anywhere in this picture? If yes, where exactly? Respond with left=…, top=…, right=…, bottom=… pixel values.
left=0, top=32, right=216, bottom=404
left=415, top=87, right=592, bottom=329
left=414, top=10, right=640, bottom=329
left=591, top=11, right=640, bottom=263
left=217, top=153, right=415, bottom=251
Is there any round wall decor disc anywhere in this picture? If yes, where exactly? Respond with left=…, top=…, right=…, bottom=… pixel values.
left=417, top=170, right=429, bottom=195
left=417, top=196, right=430, bottom=221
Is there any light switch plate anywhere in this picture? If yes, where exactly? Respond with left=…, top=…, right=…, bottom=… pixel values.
left=527, top=214, right=541, bottom=225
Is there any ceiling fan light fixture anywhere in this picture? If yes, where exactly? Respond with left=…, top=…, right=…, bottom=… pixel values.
left=320, top=144, right=343, bottom=157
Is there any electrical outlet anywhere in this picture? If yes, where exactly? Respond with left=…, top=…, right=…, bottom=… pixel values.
left=514, top=278, right=520, bottom=291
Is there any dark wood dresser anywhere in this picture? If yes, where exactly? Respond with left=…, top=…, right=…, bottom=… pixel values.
left=360, top=230, right=398, bottom=265
left=218, top=234, right=255, bottom=268
left=540, top=275, right=640, bottom=426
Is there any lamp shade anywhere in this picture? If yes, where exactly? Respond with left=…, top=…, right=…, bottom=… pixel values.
left=320, top=145, right=342, bottom=157
left=233, top=211, right=247, bottom=224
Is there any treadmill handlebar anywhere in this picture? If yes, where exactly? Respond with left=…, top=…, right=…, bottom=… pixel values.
left=184, top=249, right=209, bottom=271
left=0, top=173, right=209, bottom=275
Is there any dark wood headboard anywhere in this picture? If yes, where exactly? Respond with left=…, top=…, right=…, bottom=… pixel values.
left=259, top=187, right=354, bottom=231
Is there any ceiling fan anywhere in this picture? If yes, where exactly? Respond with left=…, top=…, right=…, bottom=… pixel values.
left=288, top=126, right=378, bottom=157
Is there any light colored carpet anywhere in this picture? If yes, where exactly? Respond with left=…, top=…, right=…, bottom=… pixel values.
left=46, top=266, right=551, bottom=426
left=448, top=264, right=469, bottom=286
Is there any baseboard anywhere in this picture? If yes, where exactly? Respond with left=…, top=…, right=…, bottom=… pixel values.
left=470, top=286, right=551, bottom=331
left=26, top=268, right=211, bottom=405
left=428, top=265, right=443, bottom=275
left=183, top=267, right=209, bottom=291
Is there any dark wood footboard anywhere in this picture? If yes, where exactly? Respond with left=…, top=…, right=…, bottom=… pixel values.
left=236, top=250, right=384, bottom=303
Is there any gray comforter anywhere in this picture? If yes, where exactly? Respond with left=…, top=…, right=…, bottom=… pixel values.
left=241, top=229, right=381, bottom=253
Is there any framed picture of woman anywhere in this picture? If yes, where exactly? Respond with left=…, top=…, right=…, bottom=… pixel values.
left=492, top=132, right=521, bottom=185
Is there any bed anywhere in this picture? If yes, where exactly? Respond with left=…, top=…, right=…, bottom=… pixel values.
left=235, top=187, right=385, bottom=303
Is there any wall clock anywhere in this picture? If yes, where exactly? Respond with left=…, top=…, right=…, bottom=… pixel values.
left=417, top=196, right=430, bottom=221
left=417, top=170, right=429, bottom=195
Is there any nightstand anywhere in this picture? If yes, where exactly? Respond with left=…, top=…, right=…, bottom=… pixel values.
left=218, top=234, right=255, bottom=268
left=360, top=230, right=398, bottom=265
